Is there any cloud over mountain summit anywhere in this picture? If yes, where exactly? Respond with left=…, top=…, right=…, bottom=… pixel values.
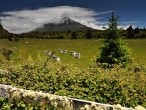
left=0, top=6, right=112, bottom=34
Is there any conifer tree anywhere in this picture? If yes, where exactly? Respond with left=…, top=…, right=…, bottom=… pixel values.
left=127, top=25, right=134, bottom=38
left=97, top=12, right=131, bottom=67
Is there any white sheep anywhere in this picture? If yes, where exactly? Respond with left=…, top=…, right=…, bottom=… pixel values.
left=62, top=50, right=67, bottom=54
left=54, top=57, right=60, bottom=62
left=74, top=53, right=80, bottom=58
left=52, top=55, right=60, bottom=62
left=70, top=51, right=76, bottom=56
left=58, top=49, right=63, bottom=53
left=48, top=51, right=55, bottom=59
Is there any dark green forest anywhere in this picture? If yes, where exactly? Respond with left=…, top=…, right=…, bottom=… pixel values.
left=1, top=23, right=146, bottom=40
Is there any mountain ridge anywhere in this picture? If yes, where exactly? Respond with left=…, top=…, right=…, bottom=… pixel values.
left=0, top=23, right=10, bottom=38
left=33, top=17, right=93, bottom=32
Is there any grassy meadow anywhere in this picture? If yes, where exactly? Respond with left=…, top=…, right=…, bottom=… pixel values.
left=1, top=38, right=146, bottom=108
left=0, top=38, right=146, bottom=67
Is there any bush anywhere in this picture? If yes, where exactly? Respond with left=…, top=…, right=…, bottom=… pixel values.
left=0, top=59, right=146, bottom=108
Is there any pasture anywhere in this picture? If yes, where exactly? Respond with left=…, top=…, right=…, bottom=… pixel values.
left=0, top=39, right=146, bottom=67
left=1, top=38, right=146, bottom=108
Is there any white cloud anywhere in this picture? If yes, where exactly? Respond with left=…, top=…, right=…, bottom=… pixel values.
left=0, top=6, right=137, bottom=34
left=0, top=6, right=112, bottom=34
left=118, top=25, right=137, bottom=30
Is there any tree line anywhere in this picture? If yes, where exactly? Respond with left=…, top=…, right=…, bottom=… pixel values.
left=1, top=24, right=146, bottom=41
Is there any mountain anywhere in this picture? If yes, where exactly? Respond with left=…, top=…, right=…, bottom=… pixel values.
left=0, top=23, right=10, bottom=39
left=33, top=17, right=92, bottom=32
left=0, top=23, right=3, bottom=29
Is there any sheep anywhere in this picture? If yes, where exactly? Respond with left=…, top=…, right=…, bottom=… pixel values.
left=70, top=51, right=76, bottom=56
left=70, top=51, right=80, bottom=58
left=55, top=57, right=61, bottom=62
left=48, top=51, right=56, bottom=59
left=58, top=49, right=63, bottom=53
left=52, top=55, right=60, bottom=62
left=73, top=52, right=77, bottom=56
left=74, top=53, right=80, bottom=58
left=62, top=50, right=67, bottom=54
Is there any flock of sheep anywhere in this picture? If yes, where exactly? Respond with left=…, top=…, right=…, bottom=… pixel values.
left=43, top=49, right=80, bottom=62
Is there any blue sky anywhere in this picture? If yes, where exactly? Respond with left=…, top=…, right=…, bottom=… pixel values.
left=0, top=0, right=146, bottom=33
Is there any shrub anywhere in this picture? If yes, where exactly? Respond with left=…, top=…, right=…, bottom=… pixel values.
left=0, top=59, right=146, bottom=108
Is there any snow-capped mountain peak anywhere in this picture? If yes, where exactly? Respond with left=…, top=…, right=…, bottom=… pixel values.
left=33, top=17, right=92, bottom=32
left=61, top=17, right=75, bottom=24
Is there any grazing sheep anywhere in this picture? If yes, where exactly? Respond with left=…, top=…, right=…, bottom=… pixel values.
left=70, top=51, right=76, bottom=56
left=55, top=57, right=61, bottom=62
left=62, top=50, right=67, bottom=54
left=58, top=49, right=63, bottom=53
left=52, top=55, right=60, bottom=62
left=74, top=53, right=80, bottom=58
left=73, top=52, right=77, bottom=56
left=49, top=51, right=56, bottom=59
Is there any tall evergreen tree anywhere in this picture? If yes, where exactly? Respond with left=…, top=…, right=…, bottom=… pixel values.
left=134, top=27, right=140, bottom=34
left=96, top=12, right=131, bottom=67
left=127, top=25, right=134, bottom=38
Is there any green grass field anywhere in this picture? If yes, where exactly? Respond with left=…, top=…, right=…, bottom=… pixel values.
left=0, top=38, right=146, bottom=67
left=1, top=39, right=146, bottom=108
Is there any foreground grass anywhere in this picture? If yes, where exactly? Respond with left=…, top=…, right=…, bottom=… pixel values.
left=0, top=39, right=146, bottom=108
left=1, top=38, right=146, bottom=67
